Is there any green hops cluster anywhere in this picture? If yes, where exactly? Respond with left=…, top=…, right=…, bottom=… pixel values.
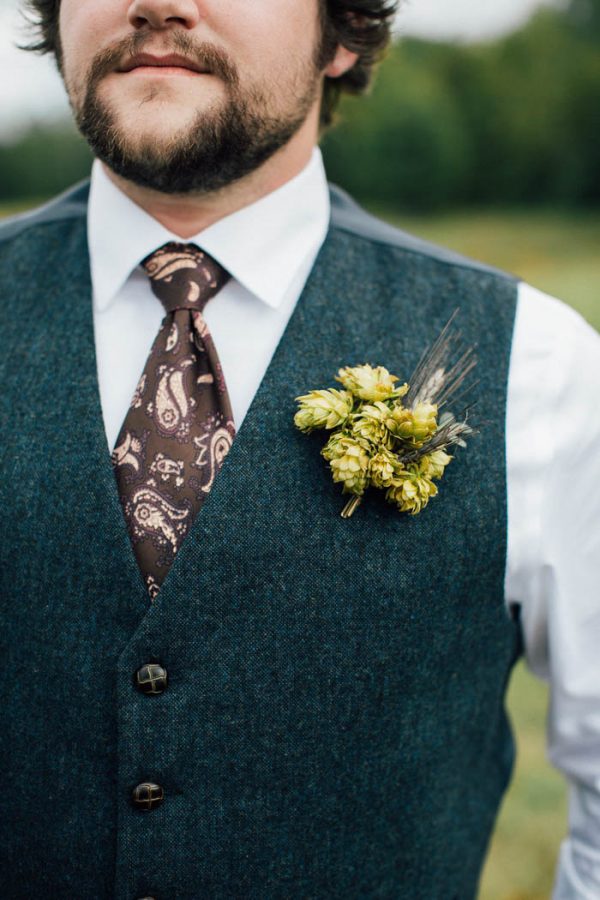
left=384, top=451, right=452, bottom=515
left=321, top=434, right=370, bottom=495
left=294, top=363, right=456, bottom=517
left=335, top=364, right=408, bottom=403
left=349, top=402, right=394, bottom=449
left=368, top=447, right=400, bottom=489
left=385, top=468, right=439, bottom=515
left=294, top=388, right=353, bottom=432
left=420, top=449, right=453, bottom=479
left=386, top=401, right=438, bottom=447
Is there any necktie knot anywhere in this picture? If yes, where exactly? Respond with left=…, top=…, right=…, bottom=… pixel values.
left=142, top=242, right=230, bottom=314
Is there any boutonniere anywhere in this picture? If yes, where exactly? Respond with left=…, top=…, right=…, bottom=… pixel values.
left=294, top=313, right=478, bottom=518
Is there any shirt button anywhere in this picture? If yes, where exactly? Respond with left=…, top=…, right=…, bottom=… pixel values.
left=134, top=663, right=168, bottom=695
left=132, top=782, right=165, bottom=810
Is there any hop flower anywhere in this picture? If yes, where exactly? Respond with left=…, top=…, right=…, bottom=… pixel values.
left=368, top=447, right=401, bottom=489
left=419, top=449, right=453, bottom=480
left=386, top=401, right=438, bottom=446
left=335, top=364, right=408, bottom=402
left=321, top=431, right=354, bottom=461
left=294, top=389, right=354, bottom=433
left=321, top=435, right=369, bottom=496
left=349, top=402, right=394, bottom=449
left=385, top=468, right=438, bottom=515
left=411, top=402, right=439, bottom=442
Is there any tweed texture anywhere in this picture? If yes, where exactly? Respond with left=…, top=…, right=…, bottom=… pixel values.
left=0, top=181, right=521, bottom=899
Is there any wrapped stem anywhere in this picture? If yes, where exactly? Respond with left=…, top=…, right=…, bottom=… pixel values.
left=341, top=495, right=363, bottom=518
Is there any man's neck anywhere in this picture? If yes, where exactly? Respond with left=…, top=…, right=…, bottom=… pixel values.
left=102, top=118, right=319, bottom=239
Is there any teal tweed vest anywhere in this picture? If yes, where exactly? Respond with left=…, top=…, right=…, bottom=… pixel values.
left=0, top=182, right=521, bottom=899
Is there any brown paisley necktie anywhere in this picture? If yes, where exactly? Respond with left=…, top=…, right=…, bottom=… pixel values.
left=111, top=242, right=235, bottom=600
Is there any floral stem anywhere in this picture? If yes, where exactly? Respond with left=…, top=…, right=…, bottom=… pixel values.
left=341, top=495, right=362, bottom=518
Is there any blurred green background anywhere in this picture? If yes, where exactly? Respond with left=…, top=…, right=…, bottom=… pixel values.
left=2, top=0, right=598, bottom=896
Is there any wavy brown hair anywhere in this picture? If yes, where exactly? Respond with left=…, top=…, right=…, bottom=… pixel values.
left=22, top=0, right=398, bottom=127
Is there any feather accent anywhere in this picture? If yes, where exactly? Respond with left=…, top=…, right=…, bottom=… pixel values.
left=401, top=310, right=479, bottom=462
left=405, top=309, right=478, bottom=410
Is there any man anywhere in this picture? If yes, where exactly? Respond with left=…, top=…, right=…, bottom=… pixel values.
left=1, top=0, right=599, bottom=897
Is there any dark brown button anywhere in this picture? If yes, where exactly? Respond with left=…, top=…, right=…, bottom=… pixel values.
left=134, top=663, right=168, bottom=695
left=132, top=782, right=164, bottom=810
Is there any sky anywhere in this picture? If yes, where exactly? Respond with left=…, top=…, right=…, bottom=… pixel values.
left=0, top=0, right=560, bottom=137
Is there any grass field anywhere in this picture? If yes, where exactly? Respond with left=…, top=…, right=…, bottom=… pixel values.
left=3, top=199, right=597, bottom=898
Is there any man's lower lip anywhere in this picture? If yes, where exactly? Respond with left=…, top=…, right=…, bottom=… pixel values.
left=123, top=66, right=211, bottom=77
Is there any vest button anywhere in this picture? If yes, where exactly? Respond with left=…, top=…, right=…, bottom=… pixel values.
left=134, top=663, right=168, bottom=695
left=132, top=782, right=165, bottom=810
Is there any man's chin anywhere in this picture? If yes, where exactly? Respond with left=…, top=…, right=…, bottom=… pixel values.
left=98, top=77, right=224, bottom=131
left=99, top=152, right=202, bottom=195
left=104, top=111, right=213, bottom=150
left=106, top=128, right=196, bottom=162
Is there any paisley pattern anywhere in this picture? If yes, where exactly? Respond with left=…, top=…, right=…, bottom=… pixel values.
left=150, top=452, right=185, bottom=488
left=111, top=242, right=235, bottom=601
left=191, top=421, right=235, bottom=495
left=130, top=373, right=146, bottom=409
left=146, top=360, right=196, bottom=441
left=113, top=431, right=144, bottom=474
left=127, top=486, right=191, bottom=553
left=165, top=321, right=179, bottom=352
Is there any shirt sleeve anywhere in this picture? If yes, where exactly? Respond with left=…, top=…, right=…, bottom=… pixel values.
left=505, top=282, right=600, bottom=899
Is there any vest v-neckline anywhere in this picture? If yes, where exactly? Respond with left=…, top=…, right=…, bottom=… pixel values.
left=72, top=211, right=347, bottom=622
left=141, top=222, right=344, bottom=612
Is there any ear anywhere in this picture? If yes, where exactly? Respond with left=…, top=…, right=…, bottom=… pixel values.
left=324, top=44, right=359, bottom=79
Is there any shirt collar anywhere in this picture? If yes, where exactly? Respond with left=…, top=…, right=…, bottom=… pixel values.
left=88, top=148, right=330, bottom=314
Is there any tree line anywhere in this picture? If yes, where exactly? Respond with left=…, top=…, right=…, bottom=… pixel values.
left=1, top=0, right=598, bottom=212
left=322, top=0, right=600, bottom=210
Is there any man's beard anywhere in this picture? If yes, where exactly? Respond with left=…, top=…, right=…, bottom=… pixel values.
left=72, top=32, right=322, bottom=195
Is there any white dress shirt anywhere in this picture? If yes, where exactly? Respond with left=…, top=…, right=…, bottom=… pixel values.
left=88, top=149, right=600, bottom=899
